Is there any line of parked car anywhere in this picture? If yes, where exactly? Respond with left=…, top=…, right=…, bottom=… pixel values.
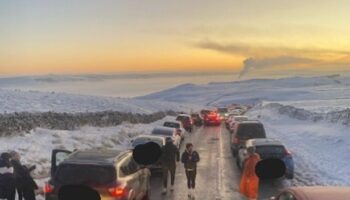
left=220, top=105, right=350, bottom=200
left=43, top=113, right=199, bottom=200
left=216, top=106, right=295, bottom=180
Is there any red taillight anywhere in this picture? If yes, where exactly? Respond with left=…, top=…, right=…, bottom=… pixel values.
left=285, top=149, right=292, bottom=157
left=108, top=186, right=127, bottom=197
left=233, top=137, right=239, bottom=144
left=43, top=182, right=54, bottom=194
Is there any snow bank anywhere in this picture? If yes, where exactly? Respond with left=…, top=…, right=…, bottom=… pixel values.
left=247, top=105, right=350, bottom=186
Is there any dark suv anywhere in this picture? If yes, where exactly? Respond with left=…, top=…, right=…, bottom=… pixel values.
left=230, top=120, right=266, bottom=156
left=176, top=114, right=193, bottom=132
left=44, top=149, right=151, bottom=200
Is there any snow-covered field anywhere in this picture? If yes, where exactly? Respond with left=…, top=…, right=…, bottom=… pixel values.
left=139, top=74, right=350, bottom=108
left=263, top=99, right=350, bottom=113
left=247, top=105, right=350, bottom=186
left=1, top=74, right=350, bottom=195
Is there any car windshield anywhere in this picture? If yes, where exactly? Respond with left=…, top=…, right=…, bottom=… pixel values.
left=176, top=116, right=190, bottom=121
left=163, top=122, right=180, bottom=128
left=218, top=108, right=228, bottom=113
left=256, top=146, right=286, bottom=155
left=152, top=128, right=174, bottom=136
left=237, top=124, right=266, bottom=139
left=56, top=164, right=116, bottom=186
left=132, top=137, right=163, bottom=147
left=235, top=117, right=248, bottom=121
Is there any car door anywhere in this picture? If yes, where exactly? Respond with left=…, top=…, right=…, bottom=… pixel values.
left=51, top=149, right=72, bottom=177
left=118, top=153, right=142, bottom=199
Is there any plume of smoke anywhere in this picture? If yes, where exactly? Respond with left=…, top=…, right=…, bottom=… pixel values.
left=238, top=56, right=316, bottom=78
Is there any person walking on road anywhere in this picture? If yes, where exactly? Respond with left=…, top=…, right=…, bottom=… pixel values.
left=181, top=143, right=200, bottom=199
left=10, top=151, right=38, bottom=200
left=173, top=129, right=182, bottom=149
left=0, top=152, right=16, bottom=200
left=161, top=137, right=180, bottom=195
left=239, top=146, right=261, bottom=200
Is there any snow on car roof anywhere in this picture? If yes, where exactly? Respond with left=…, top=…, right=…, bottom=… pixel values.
left=164, top=120, right=181, bottom=124
left=133, top=134, right=166, bottom=140
left=238, top=120, right=261, bottom=124
left=151, top=126, right=176, bottom=136
left=233, top=116, right=248, bottom=119
left=248, top=138, right=283, bottom=147
left=177, top=114, right=191, bottom=117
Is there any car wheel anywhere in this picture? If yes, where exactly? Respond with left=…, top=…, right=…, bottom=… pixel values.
left=231, top=147, right=237, bottom=157
left=236, top=157, right=241, bottom=169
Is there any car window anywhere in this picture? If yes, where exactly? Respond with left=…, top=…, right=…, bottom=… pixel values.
left=236, top=124, right=266, bottom=139
left=132, top=137, right=163, bottom=147
left=56, top=164, right=116, bottom=185
left=119, top=156, right=140, bottom=177
left=176, top=116, right=190, bottom=121
left=278, top=191, right=297, bottom=200
left=163, top=122, right=180, bottom=128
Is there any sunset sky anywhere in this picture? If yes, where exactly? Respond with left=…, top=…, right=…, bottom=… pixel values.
left=1, top=0, right=350, bottom=77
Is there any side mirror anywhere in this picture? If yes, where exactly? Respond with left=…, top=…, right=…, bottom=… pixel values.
left=130, top=139, right=134, bottom=143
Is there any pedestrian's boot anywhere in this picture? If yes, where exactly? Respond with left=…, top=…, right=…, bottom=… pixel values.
left=188, top=189, right=192, bottom=198
left=170, top=185, right=174, bottom=192
left=162, top=188, right=167, bottom=195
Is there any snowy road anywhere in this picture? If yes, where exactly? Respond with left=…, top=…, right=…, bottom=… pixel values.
left=150, top=124, right=286, bottom=200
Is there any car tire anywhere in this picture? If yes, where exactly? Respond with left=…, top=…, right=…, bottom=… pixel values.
left=236, top=157, right=240, bottom=169
left=231, top=147, right=237, bottom=157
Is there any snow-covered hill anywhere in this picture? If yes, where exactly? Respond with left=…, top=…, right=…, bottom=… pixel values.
left=138, top=75, right=350, bottom=107
left=0, top=88, right=201, bottom=114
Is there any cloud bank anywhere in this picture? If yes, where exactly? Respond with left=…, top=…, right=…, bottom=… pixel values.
left=195, top=40, right=350, bottom=78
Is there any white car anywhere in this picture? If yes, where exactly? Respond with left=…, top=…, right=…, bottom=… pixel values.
left=228, top=115, right=248, bottom=133
left=163, top=121, right=186, bottom=140
left=130, top=134, right=166, bottom=149
left=151, top=126, right=181, bottom=148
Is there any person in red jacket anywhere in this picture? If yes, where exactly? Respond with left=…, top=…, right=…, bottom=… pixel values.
left=239, top=146, right=261, bottom=200
left=181, top=143, right=200, bottom=198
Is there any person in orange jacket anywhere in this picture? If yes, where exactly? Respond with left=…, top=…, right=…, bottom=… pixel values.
left=239, top=146, right=261, bottom=200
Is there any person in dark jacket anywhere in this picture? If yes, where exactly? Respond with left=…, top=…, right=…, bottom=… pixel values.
left=161, top=137, right=180, bottom=194
left=0, top=152, right=16, bottom=200
left=10, top=151, right=38, bottom=200
left=181, top=143, right=200, bottom=198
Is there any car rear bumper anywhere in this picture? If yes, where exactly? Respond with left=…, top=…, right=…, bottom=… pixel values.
left=204, top=120, right=221, bottom=125
left=46, top=193, right=128, bottom=200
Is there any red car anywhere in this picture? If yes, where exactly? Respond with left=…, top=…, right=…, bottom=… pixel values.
left=203, top=112, right=221, bottom=126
